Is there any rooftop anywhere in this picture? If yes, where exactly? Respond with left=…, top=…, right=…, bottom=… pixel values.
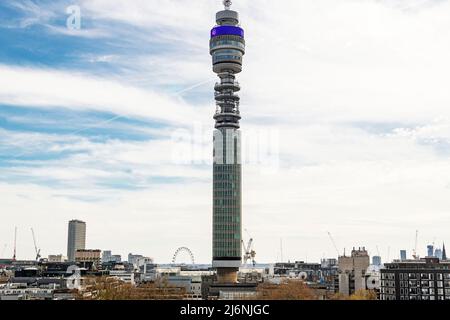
left=383, top=257, right=450, bottom=270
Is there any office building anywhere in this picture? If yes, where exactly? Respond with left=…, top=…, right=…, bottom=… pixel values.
left=75, top=249, right=101, bottom=268
left=67, top=220, right=86, bottom=262
left=111, top=255, right=122, bottom=263
left=109, top=269, right=135, bottom=285
left=427, top=245, right=434, bottom=257
left=372, top=256, right=382, bottom=266
left=380, top=257, right=450, bottom=300
left=435, top=248, right=443, bottom=260
left=102, top=250, right=112, bottom=263
left=101, top=251, right=122, bottom=264
left=136, top=257, right=157, bottom=282
left=400, top=250, right=407, bottom=261
left=47, top=255, right=65, bottom=263
left=128, top=253, right=144, bottom=265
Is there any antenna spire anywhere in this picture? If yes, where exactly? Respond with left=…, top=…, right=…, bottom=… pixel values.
left=223, top=0, right=232, bottom=10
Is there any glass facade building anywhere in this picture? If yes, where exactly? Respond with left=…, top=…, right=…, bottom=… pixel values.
left=213, top=129, right=242, bottom=262
left=67, top=220, right=86, bottom=262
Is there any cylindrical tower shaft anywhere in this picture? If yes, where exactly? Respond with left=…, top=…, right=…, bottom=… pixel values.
left=210, top=2, right=245, bottom=284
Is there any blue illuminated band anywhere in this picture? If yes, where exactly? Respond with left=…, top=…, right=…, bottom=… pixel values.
left=211, top=26, right=244, bottom=38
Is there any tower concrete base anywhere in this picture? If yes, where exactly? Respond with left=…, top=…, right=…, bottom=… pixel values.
left=216, top=267, right=239, bottom=284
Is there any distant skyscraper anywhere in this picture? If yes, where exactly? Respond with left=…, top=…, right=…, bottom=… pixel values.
left=400, top=250, right=407, bottom=261
left=442, top=243, right=447, bottom=261
left=435, top=248, right=443, bottom=260
left=67, top=220, right=86, bottom=262
left=102, top=250, right=112, bottom=263
left=427, top=245, right=435, bottom=257
left=372, top=255, right=382, bottom=266
left=210, top=0, right=245, bottom=284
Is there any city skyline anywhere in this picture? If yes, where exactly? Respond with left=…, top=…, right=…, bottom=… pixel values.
left=3, top=218, right=446, bottom=264
left=2, top=0, right=450, bottom=264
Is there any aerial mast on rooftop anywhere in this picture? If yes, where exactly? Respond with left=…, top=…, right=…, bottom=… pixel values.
left=223, top=0, right=232, bottom=10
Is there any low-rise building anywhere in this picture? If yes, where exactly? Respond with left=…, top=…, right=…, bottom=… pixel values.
left=208, top=283, right=258, bottom=300
left=111, top=255, right=122, bottom=263
left=0, top=277, right=75, bottom=300
left=75, top=249, right=101, bottom=269
left=380, top=257, right=450, bottom=300
left=48, top=255, right=66, bottom=263
left=273, top=260, right=338, bottom=285
left=136, top=257, right=157, bottom=282
left=128, top=253, right=144, bottom=266
left=109, top=270, right=135, bottom=285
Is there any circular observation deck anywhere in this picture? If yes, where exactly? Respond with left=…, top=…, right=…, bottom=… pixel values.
left=210, top=25, right=245, bottom=74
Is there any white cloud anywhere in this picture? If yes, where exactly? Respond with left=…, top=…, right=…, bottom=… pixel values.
left=0, top=64, right=208, bottom=126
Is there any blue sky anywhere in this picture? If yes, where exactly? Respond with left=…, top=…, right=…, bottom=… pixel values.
left=1, top=0, right=450, bottom=264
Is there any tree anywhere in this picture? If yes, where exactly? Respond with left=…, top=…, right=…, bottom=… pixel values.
left=330, top=289, right=378, bottom=300
left=329, top=292, right=347, bottom=300
left=349, top=289, right=377, bottom=300
left=78, top=276, right=186, bottom=300
left=257, top=280, right=317, bottom=300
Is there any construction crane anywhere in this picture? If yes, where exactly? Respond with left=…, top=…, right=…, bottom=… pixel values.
left=12, top=227, right=17, bottom=261
left=31, top=228, right=41, bottom=261
left=327, top=231, right=340, bottom=257
left=412, top=230, right=419, bottom=260
left=242, top=229, right=256, bottom=267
